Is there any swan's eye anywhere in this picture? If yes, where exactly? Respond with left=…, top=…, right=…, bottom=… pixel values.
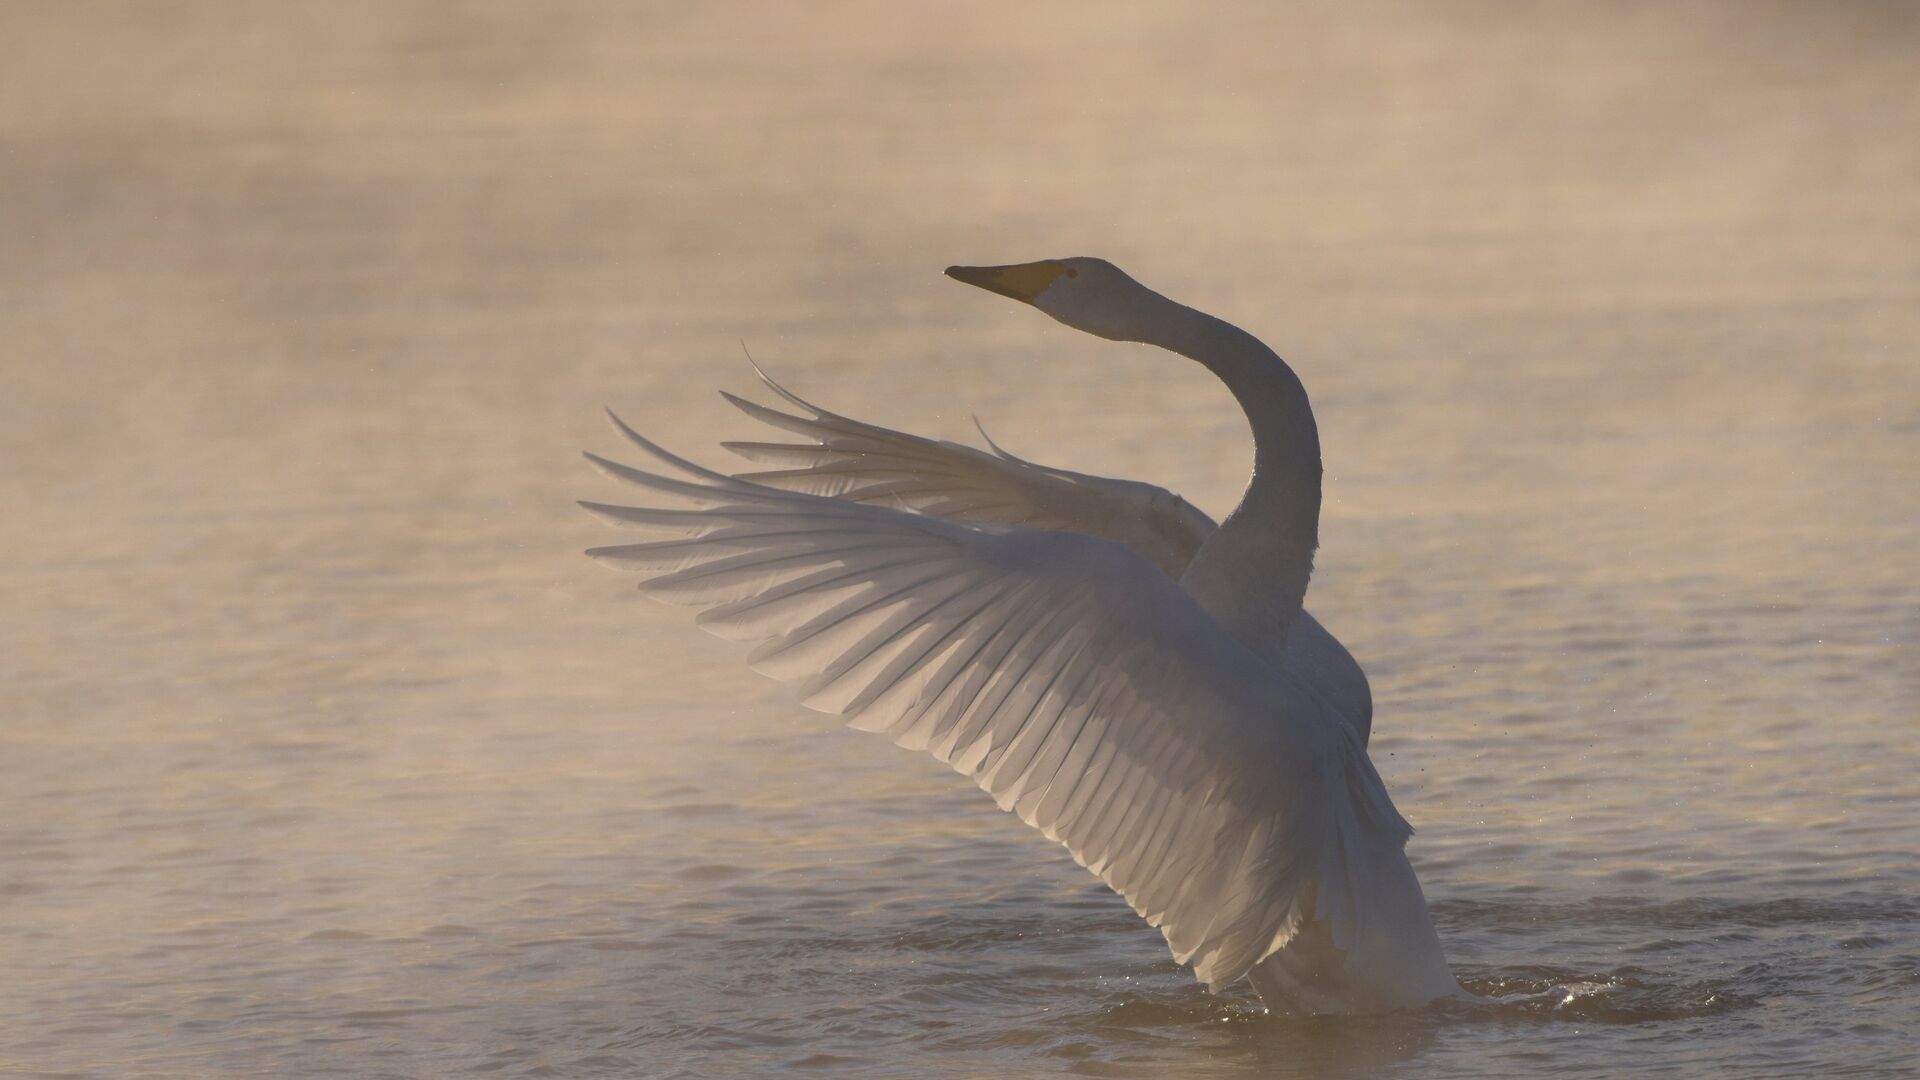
left=1063, top=267, right=1079, bottom=278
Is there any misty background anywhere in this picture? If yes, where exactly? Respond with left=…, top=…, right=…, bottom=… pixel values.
left=2, top=3, right=1915, bottom=1077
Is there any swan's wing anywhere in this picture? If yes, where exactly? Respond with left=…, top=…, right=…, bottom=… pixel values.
left=717, top=374, right=1378, bottom=743
left=582, top=413, right=1412, bottom=990
left=716, top=369, right=1215, bottom=580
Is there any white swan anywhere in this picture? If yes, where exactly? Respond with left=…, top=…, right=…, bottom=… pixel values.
left=582, top=257, right=1461, bottom=1014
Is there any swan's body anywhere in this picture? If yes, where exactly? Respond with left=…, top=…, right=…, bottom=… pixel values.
left=583, top=257, right=1460, bottom=1013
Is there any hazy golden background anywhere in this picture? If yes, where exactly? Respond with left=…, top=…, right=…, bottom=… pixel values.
left=2, top=2, right=1915, bottom=1077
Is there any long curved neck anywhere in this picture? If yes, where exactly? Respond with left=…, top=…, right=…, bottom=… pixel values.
left=1126, top=291, right=1321, bottom=653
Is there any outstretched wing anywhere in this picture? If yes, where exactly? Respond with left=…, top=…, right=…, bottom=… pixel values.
left=717, top=369, right=1375, bottom=742
left=582, top=413, right=1411, bottom=990
left=717, top=368, right=1215, bottom=580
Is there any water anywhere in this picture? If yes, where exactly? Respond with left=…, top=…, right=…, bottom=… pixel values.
left=3, top=2, right=1916, bottom=1076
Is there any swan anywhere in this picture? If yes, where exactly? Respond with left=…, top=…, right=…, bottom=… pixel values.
left=581, top=257, right=1462, bottom=1014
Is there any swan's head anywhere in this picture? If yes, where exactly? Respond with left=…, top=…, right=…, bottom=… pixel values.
left=945, top=258, right=1157, bottom=342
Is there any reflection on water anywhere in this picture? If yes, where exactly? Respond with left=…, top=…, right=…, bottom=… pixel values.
left=2, top=2, right=1916, bottom=1077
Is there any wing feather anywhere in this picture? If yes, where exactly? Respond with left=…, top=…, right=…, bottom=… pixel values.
left=583, top=413, right=1411, bottom=990
left=714, top=371, right=1377, bottom=745
left=718, top=370, right=1216, bottom=579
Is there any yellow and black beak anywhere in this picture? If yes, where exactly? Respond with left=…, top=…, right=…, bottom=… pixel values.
left=944, top=260, right=1075, bottom=304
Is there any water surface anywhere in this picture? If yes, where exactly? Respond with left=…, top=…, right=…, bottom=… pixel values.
left=2, top=3, right=1916, bottom=1077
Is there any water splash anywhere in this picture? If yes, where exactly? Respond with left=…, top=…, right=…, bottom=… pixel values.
left=1452, top=966, right=1757, bottom=1023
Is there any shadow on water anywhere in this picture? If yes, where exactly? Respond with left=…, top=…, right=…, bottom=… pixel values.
left=1021, top=981, right=1442, bottom=1080
left=652, top=880, right=1906, bottom=1075
left=548, top=878, right=1919, bottom=1078
left=984, top=892, right=1851, bottom=1078
left=1045, top=961, right=1757, bottom=1079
